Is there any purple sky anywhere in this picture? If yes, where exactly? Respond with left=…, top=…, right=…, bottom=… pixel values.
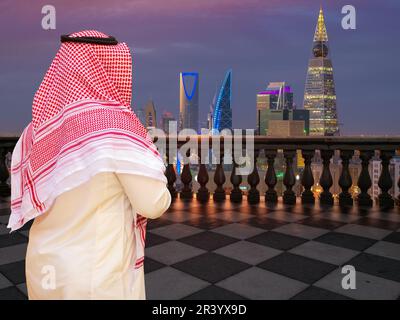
left=1, top=0, right=400, bottom=135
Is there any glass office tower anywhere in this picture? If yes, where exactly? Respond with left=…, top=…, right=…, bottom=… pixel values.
left=212, top=70, right=232, bottom=132
left=303, top=7, right=339, bottom=136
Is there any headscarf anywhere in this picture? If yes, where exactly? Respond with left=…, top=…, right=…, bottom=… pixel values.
left=8, top=30, right=166, bottom=268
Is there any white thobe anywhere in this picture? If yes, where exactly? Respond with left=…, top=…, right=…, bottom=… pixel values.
left=25, top=172, right=171, bottom=300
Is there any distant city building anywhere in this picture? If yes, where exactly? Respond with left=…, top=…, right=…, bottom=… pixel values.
left=211, top=70, right=232, bottom=132
left=392, top=156, right=400, bottom=198
left=371, top=158, right=381, bottom=201
left=135, top=107, right=146, bottom=126
left=179, top=72, right=199, bottom=132
left=207, top=90, right=217, bottom=131
left=257, top=109, right=309, bottom=136
left=144, top=100, right=157, bottom=128
left=371, top=155, right=400, bottom=201
left=160, top=111, right=175, bottom=134
left=257, top=82, right=294, bottom=111
left=268, top=120, right=305, bottom=137
left=303, top=6, right=339, bottom=136
left=256, top=83, right=295, bottom=135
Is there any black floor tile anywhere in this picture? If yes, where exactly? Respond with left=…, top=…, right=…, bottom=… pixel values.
left=183, top=285, right=247, bottom=300
left=0, top=286, right=27, bottom=300
left=346, top=253, right=400, bottom=282
left=19, top=220, right=33, bottom=231
left=356, top=218, right=400, bottom=231
left=181, top=203, right=236, bottom=215
left=291, top=286, right=352, bottom=300
left=383, top=232, right=400, bottom=244
left=247, top=231, right=307, bottom=250
left=0, top=208, right=10, bottom=216
left=258, top=252, right=336, bottom=284
left=297, top=217, right=346, bottom=230
left=239, top=216, right=288, bottom=230
left=172, top=252, right=251, bottom=283
left=0, top=233, right=28, bottom=248
left=0, top=261, right=26, bottom=285
left=182, top=216, right=231, bottom=230
left=145, top=233, right=170, bottom=248
left=144, top=257, right=166, bottom=274
left=178, top=231, right=238, bottom=251
left=314, top=232, right=377, bottom=251
left=232, top=205, right=276, bottom=215
left=146, top=218, right=173, bottom=230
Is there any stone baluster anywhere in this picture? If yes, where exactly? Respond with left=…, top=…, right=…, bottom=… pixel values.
left=283, top=150, right=296, bottom=205
left=301, top=150, right=315, bottom=204
left=180, top=149, right=193, bottom=200
left=0, top=147, right=10, bottom=197
left=197, top=162, right=210, bottom=203
left=357, top=150, right=373, bottom=207
left=338, top=150, right=353, bottom=206
left=230, top=159, right=243, bottom=203
left=247, top=150, right=260, bottom=204
left=319, top=150, right=334, bottom=205
left=165, top=150, right=177, bottom=200
left=213, top=151, right=226, bottom=202
left=398, top=173, right=400, bottom=206
left=265, top=150, right=278, bottom=203
left=378, top=150, right=395, bottom=209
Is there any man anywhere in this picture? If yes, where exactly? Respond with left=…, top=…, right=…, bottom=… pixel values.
left=8, top=30, right=171, bottom=299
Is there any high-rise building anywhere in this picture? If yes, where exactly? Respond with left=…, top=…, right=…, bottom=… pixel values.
left=303, top=6, right=339, bottom=136
left=371, top=155, right=400, bottom=201
left=212, top=70, right=232, bottom=132
left=160, top=111, right=175, bottom=134
left=257, top=108, right=309, bottom=136
left=268, top=120, right=305, bottom=137
left=256, top=83, right=294, bottom=135
left=207, top=90, right=217, bottom=131
left=391, top=156, right=400, bottom=199
left=179, top=72, right=199, bottom=132
left=144, top=100, right=157, bottom=128
left=257, top=82, right=293, bottom=111
left=135, top=107, right=146, bottom=126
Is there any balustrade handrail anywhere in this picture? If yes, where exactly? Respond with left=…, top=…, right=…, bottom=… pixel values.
left=1, top=135, right=400, bottom=208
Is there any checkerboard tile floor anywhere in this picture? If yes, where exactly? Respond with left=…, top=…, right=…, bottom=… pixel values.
left=1, top=197, right=400, bottom=300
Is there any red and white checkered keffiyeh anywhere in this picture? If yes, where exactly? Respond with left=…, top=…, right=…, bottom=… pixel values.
left=8, top=30, right=166, bottom=267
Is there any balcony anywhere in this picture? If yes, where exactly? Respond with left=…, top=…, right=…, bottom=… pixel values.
left=1, top=136, right=400, bottom=300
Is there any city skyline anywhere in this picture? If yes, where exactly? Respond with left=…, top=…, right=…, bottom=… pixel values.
left=1, top=1, right=400, bottom=135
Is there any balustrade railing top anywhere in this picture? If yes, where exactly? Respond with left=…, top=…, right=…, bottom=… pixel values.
left=1, top=135, right=400, bottom=209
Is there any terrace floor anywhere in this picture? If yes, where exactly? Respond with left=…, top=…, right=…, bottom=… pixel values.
left=1, top=197, right=400, bottom=300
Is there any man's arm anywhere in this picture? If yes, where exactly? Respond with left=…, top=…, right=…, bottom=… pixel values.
left=116, top=173, right=171, bottom=219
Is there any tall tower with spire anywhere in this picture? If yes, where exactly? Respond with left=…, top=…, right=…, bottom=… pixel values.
left=303, top=6, right=339, bottom=136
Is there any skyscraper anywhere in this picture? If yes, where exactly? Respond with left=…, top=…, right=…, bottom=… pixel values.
left=303, top=6, right=339, bottom=136
left=211, top=70, right=232, bottom=132
left=257, top=109, right=310, bottom=136
left=160, top=111, right=176, bottom=134
left=144, top=99, right=157, bottom=128
left=257, top=82, right=293, bottom=111
left=179, top=72, right=199, bottom=132
left=135, top=107, right=146, bottom=126
left=256, top=82, right=294, bottom=135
